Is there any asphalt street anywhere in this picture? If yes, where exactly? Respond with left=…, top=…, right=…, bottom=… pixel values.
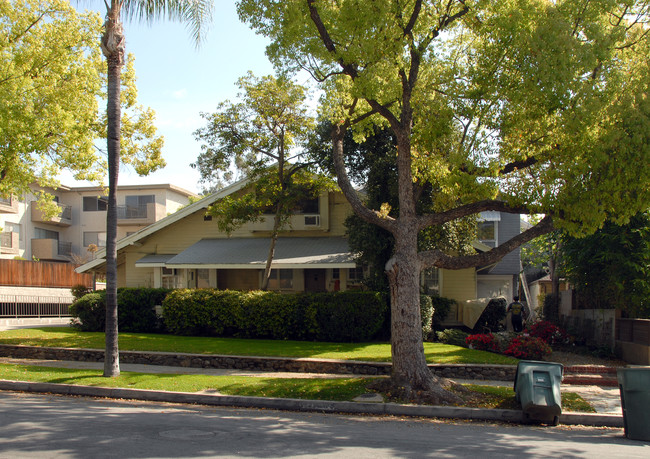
left=0, top=391, right=647, bottom=458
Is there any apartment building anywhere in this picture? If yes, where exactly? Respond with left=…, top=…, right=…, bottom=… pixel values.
left=0, top=184, right=197, bottom=263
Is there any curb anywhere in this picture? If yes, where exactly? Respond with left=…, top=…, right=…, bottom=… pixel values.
left=0, top=379, right=623, bottom=428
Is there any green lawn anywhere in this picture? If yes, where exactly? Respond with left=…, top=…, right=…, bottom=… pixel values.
left=0, top=362, right=594, bottom=412
left=0, top=327, right=518, bottom=365
left=0, top=363, right=370, bottom=401
left=0, top=328, right=597, bottom=412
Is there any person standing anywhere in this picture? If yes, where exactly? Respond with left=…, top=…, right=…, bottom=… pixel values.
left=507, top=296, right=526, bottom=332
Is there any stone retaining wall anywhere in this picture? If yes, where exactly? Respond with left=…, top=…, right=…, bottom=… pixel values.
left=0, top=344, right=516, bottom=381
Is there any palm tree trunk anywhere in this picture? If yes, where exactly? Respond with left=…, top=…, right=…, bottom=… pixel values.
left=102, top=3, right=124, bottom=378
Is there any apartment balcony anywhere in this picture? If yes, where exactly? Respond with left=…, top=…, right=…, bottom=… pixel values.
left=116, top=202, right=160, bottom=226
left=31, top=238, right=72, bottom=262
left=0, top=197, right=18, bottom=214
left=0, top=232, right=19, bottom=255
left=31, top=202, right=72, bottom=227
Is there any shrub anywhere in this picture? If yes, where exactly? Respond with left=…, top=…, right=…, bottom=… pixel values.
left=473, top=297, right=507, bottom=333
left=238, top=291, right=317, bottom=340
left=527, top=320, right=572, bottom=347
left=436, top=328, right=469, bottom=347
left=117, top=288, right=171, bottom=333
left=163, top=289, right=388, bottom=342
left=465, top=333, right=500, bottom=352
left=70, top=284, right=92, bottom=300
left=69, top=292, right=105, bottom=331
left=312, top=291, right=387, bottom=342
left=493, top=331, right=518, bottom=352
left=431, top=296, right=456, bottom=331
left=543, top=293, right=559, bottom=323
left=503, top=335, right=552, bottom=360
left=69, top=288, right=171, bottom=333
left=420, top=295, right=434, bottom=340
left=163, top=289, right=238, bottom=336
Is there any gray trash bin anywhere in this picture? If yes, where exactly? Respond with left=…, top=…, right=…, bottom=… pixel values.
left=617, top=367, right=650, bottom=441
left=514, top=360, right=563, bottom=425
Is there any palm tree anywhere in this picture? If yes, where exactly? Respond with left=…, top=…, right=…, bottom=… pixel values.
left=100, top=0, right=212, bottom=377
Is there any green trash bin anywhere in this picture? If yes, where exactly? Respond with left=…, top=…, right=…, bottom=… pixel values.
left=617, top=367, right=650, bottom=441
left=514, top=360, right=563, bottom=425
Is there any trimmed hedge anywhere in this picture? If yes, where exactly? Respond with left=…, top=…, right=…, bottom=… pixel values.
left=163, top=289, right=388, bottom=342
left=69, top=288, right=171, bottom=333
left=68, top=293, right=105, bottom=332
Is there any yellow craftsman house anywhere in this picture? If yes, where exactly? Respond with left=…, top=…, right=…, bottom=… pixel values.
left=77, top=176, right=522, bottom=327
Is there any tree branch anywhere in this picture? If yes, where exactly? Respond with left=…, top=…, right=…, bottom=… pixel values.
left=418, top=215, right=554, bottom=270
left=417, top=199, right=537, bottom=230
left=307, top=0, right=359, bottom=79
left=331, top=123, right=396, bottom=232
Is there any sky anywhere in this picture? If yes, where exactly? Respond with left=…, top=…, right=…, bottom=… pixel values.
left=65, top=2, right=295, bottom=195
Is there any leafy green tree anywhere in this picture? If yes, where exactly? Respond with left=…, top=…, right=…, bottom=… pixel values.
left=96, top=0, right=212, bottom=377
left=1, top=0, right=102, bottom=210
left=562, top=212, right=650, bottom=318
left=308, top=122, right=476, bottom=292
left=239, top=0, right=650, bottom=403
left=194, top=73, right=332, bottom=290
left=1, top=0, right=165, bottom=217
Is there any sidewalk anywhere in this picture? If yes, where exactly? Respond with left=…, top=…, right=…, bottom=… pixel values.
left=0, top=356, right=623, bottom=427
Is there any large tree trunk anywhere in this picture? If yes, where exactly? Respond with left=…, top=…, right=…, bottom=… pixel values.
left=383, top=229, right=461, bottom=404
left=102, top=4, right=124, bottom=378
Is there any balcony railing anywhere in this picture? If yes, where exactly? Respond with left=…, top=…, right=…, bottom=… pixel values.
left=117, top=204, right=148, bottom=219
left=1, top=232, right=13, bottom=248
left=31, top=238, right=71, bottom=261
left=31, top=202, right=72, bottom=226
left=58, top=241, right=72, bottom=256
left=0, top=232, right=19, bottom=254
left=0, top=196, right=17, bottom=213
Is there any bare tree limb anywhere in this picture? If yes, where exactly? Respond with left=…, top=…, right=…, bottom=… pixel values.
left=417, top=199, right=537, bottom=230
left=331, top=123, right=397, bottom=232
left=418, top=215, right=554, bottom=270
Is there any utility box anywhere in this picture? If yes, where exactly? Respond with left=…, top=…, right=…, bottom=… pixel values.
left=617, top=367, right=650, bottom=441
left=514, top=360, right=564, bottom=426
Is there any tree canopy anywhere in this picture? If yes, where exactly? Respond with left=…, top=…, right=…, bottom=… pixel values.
left=194, top=72, right=332, bottom=289
left=0, top=0, right=165, bottom=211
left=563, top=211, right=650, bottom=318
left=238, top=0, right=650, bottom=403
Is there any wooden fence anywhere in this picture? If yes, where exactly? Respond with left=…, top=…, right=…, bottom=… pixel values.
left=0, top=259, right=92, bottom=288
left=616, top=318, right=650, bottom=345
left=615, top=318, right=650, bottom=365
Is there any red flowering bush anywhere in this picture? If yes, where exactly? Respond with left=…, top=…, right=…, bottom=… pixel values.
left=527, top=321, right=572, bottom=347
left=503, top=335, right=552, bottom=360
left=465, top=333, right=500, bottom=352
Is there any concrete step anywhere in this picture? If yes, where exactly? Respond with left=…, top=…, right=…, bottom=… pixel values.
left=563, top=374, right=619, bottom=387
left=564, top=365, right=618, bottom=375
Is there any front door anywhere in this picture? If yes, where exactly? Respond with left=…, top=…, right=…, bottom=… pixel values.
left=304, top=269, right=326, bottom=292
